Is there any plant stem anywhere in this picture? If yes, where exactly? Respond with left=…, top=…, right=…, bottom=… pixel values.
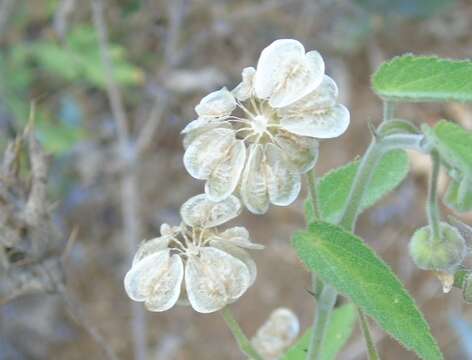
left=427, top=150, right=442, bottom=239
left=339, top=140, right=383, bottom=231
left=221, top=307, right=263, bottom=360
left=358, top=308, right=380, bottom=360
left=306, top=168, right=320, bottom=220
left=307, top=284, right=337, bottom=359
left=382, top=100, right=395, bottom=122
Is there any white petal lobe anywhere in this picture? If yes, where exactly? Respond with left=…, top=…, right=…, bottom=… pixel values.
left=183, top=128, right=235, bottom=179
left=205, top=140, right=246, bottom=202
left=132, top=236, right=171, bottom=266
left=240, top=144, right=269, bottom=214
left=274, top=133, right=319, bottom=174
left=265, top=144, right=301, bottom=206
left=124, top=250, right=181, bottom=306
left=280, top=104, right=350, bottom=139
left=145, top=254, right=184, bottom=312
left=185, top=247, right=251, bottom=313
left=195, top=87, right=236, bottom=119
left=219, top=226, right=264, bottom=250
left=180, top=193, right=242, bottom=228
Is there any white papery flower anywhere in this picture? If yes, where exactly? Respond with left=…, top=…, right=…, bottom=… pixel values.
left=251, top=308, right=300, bottom=360
left=124, top=194, right=263, bottom=313
left=182, top=39, right=349, bottom=214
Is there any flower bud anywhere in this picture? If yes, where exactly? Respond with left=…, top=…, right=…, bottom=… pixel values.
left=409, top=222, right=466, bottom=272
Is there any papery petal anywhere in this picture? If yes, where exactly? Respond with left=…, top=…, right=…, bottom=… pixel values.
left=280, top=75, right=338, bottom=112
left=205, top=140, right=246, bottom=202
left=254, top=39, right=325, bottom=108
left=233, top=67, right=256, bottom=101
left=132, top=236, right=171, bottom=266
left=219, top=226, right=264, bottom=250
left=265, top=143, right=301, bottom=206
left=195, top=87, right=236, bottom=119
left=240, top=144, right=269, bottom=214
left=274, top=132, right=319, bottom=174
left=181, top=119, right=231, bottom=149
left=251, top=308, right=300, bottom=359
left=125, top=250, right=183, bottom=313
left=145, top=254, right=184, bottom=312
left=209, top=239, right=257, bottom=286
left=280, top=104, right=350, bottom=139
left=183, top=128, right=235, bottom=179
left=185, top=247, right=251, bottom=313
left=180, top=193, right=242, bottom=228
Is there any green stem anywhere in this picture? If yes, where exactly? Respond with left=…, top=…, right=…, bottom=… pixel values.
left=221, top=307, right=263, bottom=360
left=427, top=150, right=442, bottom=240
left=382, top=100, right=395, bottom=122
left=307, top=284, right=338, bottom=360
left=358, top=308, right=380, bottom=360
left=307, top=168, right=320, bottom=220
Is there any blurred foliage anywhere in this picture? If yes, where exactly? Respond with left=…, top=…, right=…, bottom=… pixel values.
left=0, top=14, right=143, bottom=154
left=356, top=0, right=456, bottom=18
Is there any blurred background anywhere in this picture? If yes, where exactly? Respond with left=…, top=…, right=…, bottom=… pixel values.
left=0, top=0, right=471, bottom=359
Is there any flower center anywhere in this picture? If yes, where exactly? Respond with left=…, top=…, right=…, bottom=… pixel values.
left=252, top=115, right=268, bottom=134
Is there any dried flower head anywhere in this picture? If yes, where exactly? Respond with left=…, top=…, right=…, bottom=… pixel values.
left=251, top=308, right=300, bottom=360
left=183, top=39, right=349, bottom=214
left=124, top=194, right=262, bottom=313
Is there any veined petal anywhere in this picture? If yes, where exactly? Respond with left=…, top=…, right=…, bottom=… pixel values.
left=185, top=247, right=251, bottom=313
left=205, top=140, right=246, bottom=202
left=125, top=250, right=183, bottom=312
left=279, top=75, right=338, bottom=112
left=180, top=193, right=242, bottom=228
left=265, top=143, right=301, bottom=206
left=145, top=254, right=184, bottom=312
left=233, top=67, right=256, bottom=101
left=219, top=226, right=264, bottom=250
left=195, top=87, right=236, bottom=119
left=181, top=119, right=231, bottom=149
left=240, top=144, right=269, bottom=214
left=254, top=39, right=325, bottom=108
left=132, top=236, right=171, bottom=266
left=280, top=104, right=350, bottom=139
left=209, top=239, right=257, bottom=286
left=274, top=132, right=319, bottom=174
left=183, top=127, right=235, bottom=179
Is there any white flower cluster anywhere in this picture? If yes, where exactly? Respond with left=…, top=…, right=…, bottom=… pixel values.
left=125, top=194, right=263, bottom=313
left=124, top=39, right=350, bottom=315
left=183, top=39, right=350, bottom=214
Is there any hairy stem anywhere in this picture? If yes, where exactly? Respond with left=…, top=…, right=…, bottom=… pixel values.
left=427, top=150, right=442, bottom=240
left=221, top=307, right=263, bottom=360
left=358, top=308, right=380, bottom=360
left=382, top=100, right=395, bottom=122
left=307, top=284, right=337, bottom=360
left=306, top=168, right=320, bottom=221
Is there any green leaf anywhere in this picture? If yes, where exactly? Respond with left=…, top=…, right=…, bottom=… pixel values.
left=425, top=121, right=472, bottom=175
left=292, top=221, right=442, bottom=360
left=314, top=150, right=409, bottom=223
left=282, top=303, right=357, bottom=360
left=444, top=178, right=472, bottom=213
left=372, top=55, right=472, bottom=103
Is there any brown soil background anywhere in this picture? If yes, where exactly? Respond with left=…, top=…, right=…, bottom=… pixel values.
left=1, top=1, right=472, bottom=359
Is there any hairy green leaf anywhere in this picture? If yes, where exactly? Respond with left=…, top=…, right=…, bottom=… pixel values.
left=282, top=303, right=357, bottom=360
left=425, top=121, right=472, bottom=175
left=444, top=178, right=472, bottom=213
left=292, top=221, right=442, bottom=360
left=312, top=150, right=409, bottom=223
left=372, top=55, right=472, bottom=102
